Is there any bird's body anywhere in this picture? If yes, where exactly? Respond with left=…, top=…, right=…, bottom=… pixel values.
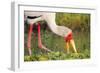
left=24, top=11, right=72, bottom=37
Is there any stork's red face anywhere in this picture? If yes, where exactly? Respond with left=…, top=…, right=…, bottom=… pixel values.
left=64, top=32, right=73, bottom=42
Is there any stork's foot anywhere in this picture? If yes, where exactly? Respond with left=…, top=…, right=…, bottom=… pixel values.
left=38, top=44, right=52, bottom=52
left=42, top=45, right=52, bottom=52
left=28, top=48, right=32, bottom=56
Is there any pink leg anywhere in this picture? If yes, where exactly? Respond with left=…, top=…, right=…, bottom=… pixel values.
left=37, top=22, right=51, bottom=52
left=37, top=22, right=42, bottom=48
left=27, top=24, right=33, bottom=56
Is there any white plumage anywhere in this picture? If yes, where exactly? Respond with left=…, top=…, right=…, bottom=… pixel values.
left=24, top=11, right=72, bottom=37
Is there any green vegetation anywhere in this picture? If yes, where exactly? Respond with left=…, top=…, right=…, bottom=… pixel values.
left=56, top=13, right=90, bottom=32
left=24, top=52, right=89, bottom=61
left=24, top=12, right=90, bottom=61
